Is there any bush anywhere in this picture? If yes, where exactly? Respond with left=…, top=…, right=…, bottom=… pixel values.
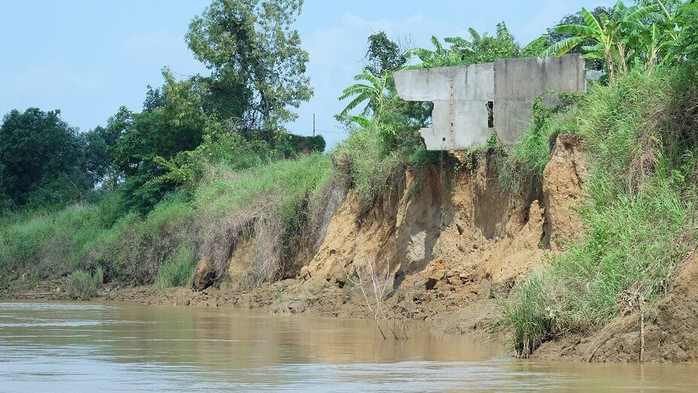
left=332, top=123, right=405, bottom=213
left=64, top=268, right=103, bottom=300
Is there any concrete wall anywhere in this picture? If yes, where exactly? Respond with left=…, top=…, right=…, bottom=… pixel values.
left=393, top=54, right=585, bottom=150
left=394, top=64, right=494, bottom=150
left=494, top=55, right=586, bottom=145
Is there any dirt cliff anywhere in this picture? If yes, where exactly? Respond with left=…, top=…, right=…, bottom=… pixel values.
left=172, top=134, right=587, bottom=337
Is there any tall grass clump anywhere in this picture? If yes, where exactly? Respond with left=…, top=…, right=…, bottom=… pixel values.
left=83, top=195, right=196, bottom=285
left=64, top=267, right=103, bottom=300
left=156, top=244, right=196, bottom=290
left=0, top=203, right=108, bottom=289
left=504, top=68, right=698, bottom=357
left=333, top=123, right=405, bottom=214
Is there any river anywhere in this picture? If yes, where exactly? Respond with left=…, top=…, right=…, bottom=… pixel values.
left=0, top=301, right=696, bottom=392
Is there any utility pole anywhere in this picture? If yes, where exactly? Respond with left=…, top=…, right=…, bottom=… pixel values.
left=313, top=113, right=316, bottom=137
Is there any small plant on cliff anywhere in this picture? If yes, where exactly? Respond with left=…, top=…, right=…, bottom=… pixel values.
left=498, top=91, right=583, bottom=197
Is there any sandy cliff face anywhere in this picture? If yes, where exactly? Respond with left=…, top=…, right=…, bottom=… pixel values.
left=186, top=134, right=587, bottom=334
left=287, top=134, right=587, bottom=328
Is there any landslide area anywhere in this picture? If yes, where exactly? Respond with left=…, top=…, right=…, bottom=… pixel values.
left=182, top=134, right=587, bottom=337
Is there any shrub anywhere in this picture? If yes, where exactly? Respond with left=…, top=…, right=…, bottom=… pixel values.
left=64, top=268, right=102, bottom=300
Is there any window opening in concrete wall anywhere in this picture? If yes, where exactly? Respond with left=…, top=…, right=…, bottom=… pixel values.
left=486, top=101, right=494, bottom=128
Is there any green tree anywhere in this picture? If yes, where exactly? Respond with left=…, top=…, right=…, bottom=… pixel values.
left=81, top=126, right=116, bottom=188
left=0, top=108, right=89, bottom=209
left=111, top=69, right=209, bottom=213
left=186, top=0, right=312, bottom=140
left=674, top=0, right=698, bottom=61
left=364, top=31, right=406, bottom=76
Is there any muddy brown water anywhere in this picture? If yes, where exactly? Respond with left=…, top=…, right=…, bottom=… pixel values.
left=1, top=301, right=697, bottom=392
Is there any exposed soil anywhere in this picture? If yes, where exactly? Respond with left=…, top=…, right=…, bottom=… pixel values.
left=93, top=135, right=585, bottom=340
left=20, top=135, right=698, bottom=363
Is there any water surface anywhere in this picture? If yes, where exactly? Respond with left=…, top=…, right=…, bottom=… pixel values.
left=0, top=301, right=696, bottom=392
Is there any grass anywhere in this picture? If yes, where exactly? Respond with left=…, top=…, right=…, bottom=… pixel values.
left=156, top=244, right=196, bottom=290
left=332, top=122, right=409, bottom=215
left=0, top=153, right=332, bottom=290
left=195, top=153, right=332, bottom=284
left=502, top=68, right=698, bottom=357
left=64, top=267, right=103, bottom=300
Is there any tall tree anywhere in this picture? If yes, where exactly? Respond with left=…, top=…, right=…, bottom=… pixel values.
left=0, top=108, right=89, bottom=208
left=364, top=31, right=406, bottom=76
left=110, top=69, right=209, bottom=213
left=186, top=0, right=312, bottom=140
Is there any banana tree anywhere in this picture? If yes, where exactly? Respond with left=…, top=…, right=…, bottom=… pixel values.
left=543, top=1, right=669, bottom=80
left=337, top=69, right=392, bottom=121
left=542, top=7, right=619, bottom=80
left=404, top=36, right=463, bottom=68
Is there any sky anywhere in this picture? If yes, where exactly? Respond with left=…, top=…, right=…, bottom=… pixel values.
left=1, top=0, right=614, bottom=150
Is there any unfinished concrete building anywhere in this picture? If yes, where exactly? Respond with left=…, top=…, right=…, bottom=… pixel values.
left=393, top=54, right=585, bottom=150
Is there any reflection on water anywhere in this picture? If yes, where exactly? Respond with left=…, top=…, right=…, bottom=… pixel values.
left=0, top=301, right=697, bottom=392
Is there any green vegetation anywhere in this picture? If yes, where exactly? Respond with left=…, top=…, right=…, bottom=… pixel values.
left=0, top=153, right=331, bottom=292
left=0, top=0, right=326, bottom=294
left=156, top=245, right=196, bottom=290
left=503, top=66, right=698, bottom=357
left=64, top=268, right=103, bottom=300
left=497, top=0, right=698, bottom=358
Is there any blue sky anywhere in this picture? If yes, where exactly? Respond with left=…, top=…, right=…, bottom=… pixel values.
left=1, top=0, right=614, bottom=149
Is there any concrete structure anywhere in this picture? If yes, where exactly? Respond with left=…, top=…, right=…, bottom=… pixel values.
left=394, top=54, right=585, bottom=150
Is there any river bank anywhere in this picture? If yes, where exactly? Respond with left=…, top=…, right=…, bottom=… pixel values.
left=7, top=131, right=698, bottom=362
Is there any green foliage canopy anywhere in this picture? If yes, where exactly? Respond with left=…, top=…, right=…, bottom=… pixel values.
left=0, top=108, right=90, bottom=210
left=186, top=0, right=313, bottom=139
